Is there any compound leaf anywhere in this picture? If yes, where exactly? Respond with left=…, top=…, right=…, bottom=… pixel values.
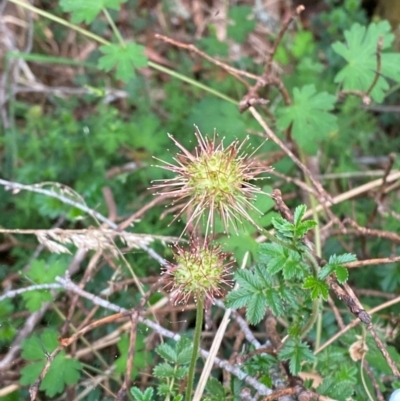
left=156, top=343, right=177, bottom=363
left=130, top=387, right=154, bottom=401
left=278, top=338, right=315, bottom=375
left=303, top=276, right=329, bottom=300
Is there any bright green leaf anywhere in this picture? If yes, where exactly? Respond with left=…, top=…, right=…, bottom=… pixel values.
left=20, top=361, right=46, bottom=385
left=22, top=290, right=52, bottom=312
left=271, top=216, right=294, bottom=238
left=21, top=329, right=59, bottom=361
left=227, top=6, right=255, bottom=43
left=294, top=220, right=317, bottom=238
left=332, top=21, right=400, bottom=103
left=265, top=288, right=284, bottom=316
left=318, top=264, right=336, bottom=280
left=175, top=366, right=188, bottom=379
left=293, top=205, right=307, bottom=226
left=328, top=253, right=357, bottom=265
left=335, top=266, right=349, bottom=284
left=98, top=42, right=148, bottom=82
left=276, top=85, right=337, bottom=154
left=156, top=343, right=177, bottom=363
left=303, top=276, right=329, bottom=300
left=278, top=338, right=315, bottom=375
left=153, top=362, right=175, bottom=378
left=40, top=353, right=81, bottom=397
left=225, top=288, right=253, bottom=310
left=292, top=31, right=315, bottom=59
left=130, top=386, right=154, bottom=401
left=176, top=338, right=193, bottom=365
left=246, top=293, right=269, bottom=324
left=60, top=0, right=127, bottom=24
left=25, top=259, right=67, bottom=284
left=205, top=377, right=226, bottom=401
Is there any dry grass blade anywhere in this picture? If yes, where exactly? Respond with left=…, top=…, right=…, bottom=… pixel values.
left=0, top=228, right=178, bottom=255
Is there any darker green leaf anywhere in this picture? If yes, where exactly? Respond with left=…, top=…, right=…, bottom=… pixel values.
left=98, top=42, right=148, bottom=82
left=303, top=276, right=329, bottom=300
left=60, top=0, right=127, bottom=24
left=278, top=338, right=315, bottom=375
left=276, top=85, right=337, bottom=154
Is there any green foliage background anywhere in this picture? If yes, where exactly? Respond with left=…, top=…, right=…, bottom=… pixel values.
left=1, top=0, right=400, bottom=400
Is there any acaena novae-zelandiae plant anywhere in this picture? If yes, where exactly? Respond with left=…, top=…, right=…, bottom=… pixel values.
left=151, top=128, right=268, bottom=400
left=151, top=126, right=270, bottom=237
left=161, top=238, right=233, bottom=401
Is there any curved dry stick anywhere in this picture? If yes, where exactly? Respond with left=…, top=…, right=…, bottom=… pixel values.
left=315, top=295, right=400, bottom=355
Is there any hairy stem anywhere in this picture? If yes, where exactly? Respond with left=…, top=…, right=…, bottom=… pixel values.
left=185, top=299, right=204, bottom=401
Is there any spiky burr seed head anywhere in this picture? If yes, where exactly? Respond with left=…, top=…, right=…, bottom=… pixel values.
left=162, top=239, right=233, bottom=305
left=152, top=126, right=269, bottom=236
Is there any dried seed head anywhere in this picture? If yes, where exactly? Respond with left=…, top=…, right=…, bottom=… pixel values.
left=152, top=126, right=269, bottom=236
left=162, top=239, right=232, bottom=305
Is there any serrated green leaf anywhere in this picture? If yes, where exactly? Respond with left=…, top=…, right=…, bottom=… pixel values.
left=98, top=42, right=148, bottom=82
left=303, top=276, right=329, bottom=300
left=318, top=264, right=336, bottom=280
left=271, top=216, right=294, bottom=238
left=328, top=253, right=357, bottom=265
left=205, top=377, right=226, bottom=400
left=265, top=288, right=284, bottom=316
left=41, top=353, right=81, bottom=396
left=156, top=343, right=177, bottom=363
left=335, top=266, right=349, bottom=284
left=153, top=362, right=175, bottom=378
left=60, top=0, right=126, bottom=24
left=20, top=352, right=81, bottom=397
left=157, top=383, right=171, bottom=396
left=176, top=345, right=193, bottom=365
left=278, top=338, right=315, bottom=375
left=294, top=220, right=317, bottom=238
left=26, top=259, right=67, bottom=284
left=227, top=6, right=256, bottom=43
left=234, top=269, right=263, bottom=291
left=279, top=286, right=298, bottom=308
left=293, top=205, right=307, bottom=226
left=22, top=291, right=52, bottom=312
left=332, top=21, right=400, bottom=103
left=292, top=31, right=315, bottom=59
left=175, top=366, right=188, bottom=379
left=246, top=293, right=268, bottom=325
left=130, top=386, right=154, bottom=401
left=21, top=329, right=58, bottom=361
left=276, top=84, right=337, bottom=154
left=282, top=256, right=300, bottom=280
left=225, top=288, right=253, bottom=310
left=20, top=360, right=46, bottom=385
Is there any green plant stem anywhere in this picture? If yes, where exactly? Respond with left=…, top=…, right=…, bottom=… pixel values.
left=103, top=8, right=126, bottom=46
left=300, top=297, right=320, bottom=339
left=9, top=0, right=237, bottom=106
left=186, top=299, right=204, bottom=401
left=301, top=250, right=322, bottom=339
left=298, top=150, right=323, bottom=355
left=8, top=0, right=109, bottom=45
